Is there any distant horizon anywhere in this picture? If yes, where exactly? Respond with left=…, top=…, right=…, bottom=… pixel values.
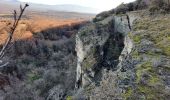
left=18, top=0, right=136, bottom=12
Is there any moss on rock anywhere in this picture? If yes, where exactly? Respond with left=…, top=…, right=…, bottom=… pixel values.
left=126, top=15, right=170, bottom=100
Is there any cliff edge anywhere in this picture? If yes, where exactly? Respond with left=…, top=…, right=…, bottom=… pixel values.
left=75, top=5, right=170, bottom=100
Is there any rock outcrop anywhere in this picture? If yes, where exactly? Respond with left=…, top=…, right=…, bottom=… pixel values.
left=75, top=12, right=136, bottom=98
left=75, top=11, right=170, bottom=99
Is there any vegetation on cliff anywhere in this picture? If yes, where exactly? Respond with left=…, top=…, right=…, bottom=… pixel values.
left=0, top=0, right=170, bottom=99
left=75, top=0, right=170, bottom=99
left=125, top=15, right=170, bottom=99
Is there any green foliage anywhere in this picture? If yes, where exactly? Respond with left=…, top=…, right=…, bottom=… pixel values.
left=27, top=72, right=41, bottom=83
left=133, top=35, right=141, bottom=44
left=66, top=96, right=73, bottom=100
left=133, top=18, right=170, bottom=57
left=149, top=73, right=160, bottom=84
left=133, top=19, right=150, bottom=30
left=131, top=50, right=140, bottom=60
left=134, top=61, right=164, bottom=99
left=123, top=87, right=133, bottom=99
left=128, top=32, right=141, bottom=44
left=158, top=45, right=170, bottom=56
left=82, top=48, right=97, bottom=70
left=136, top=62, right=152, bottom=82
left=157, top=38, right=170, bottom=56
left=127, top=15, right=170, bottom=99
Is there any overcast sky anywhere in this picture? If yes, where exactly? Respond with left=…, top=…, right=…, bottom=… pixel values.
left=19, top=0, right=136, bottom=12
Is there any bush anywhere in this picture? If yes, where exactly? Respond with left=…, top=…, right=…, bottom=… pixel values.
left=149, top=0, right=170, bottom=13
left=115, top=2, right=136, bottom=14
left=134, top=0, right=148, bottom=10
left=151, top=0, right=164, bottom=8
left=115, top=3, right=129, bottom=14
left=127, top=3, right=135, bottom=11
left=93, top=11, right=112, bottom=22
left=149, top=6, right=159, bottom=13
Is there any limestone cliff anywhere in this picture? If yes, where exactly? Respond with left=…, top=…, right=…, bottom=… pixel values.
left=75, top=11, right=170, bottom=99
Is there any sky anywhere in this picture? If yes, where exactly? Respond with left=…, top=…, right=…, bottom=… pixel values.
left=18, top=0, right=136, bottom=12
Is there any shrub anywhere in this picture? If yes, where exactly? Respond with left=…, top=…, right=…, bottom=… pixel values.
left=149, top=0, right=170, bottom=13
left=134, top=0, right=148, bottom=10
left=115, top=3, right=129, bottom=14
left=149, top=6, right=159, bottom=13
left=93, top=11, right=112, bottom=22
left=27, top=72, right=41, bottom=83
left=114, top=2, right=136, bottom=14
left=127, top=3, right=135, bottom=11
left=150, top=0, right=164, bottom=8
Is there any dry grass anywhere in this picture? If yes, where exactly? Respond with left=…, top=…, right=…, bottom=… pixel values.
left=29, top=16, right=84, bottom=33
left=0, top=15, right=85, bottom=45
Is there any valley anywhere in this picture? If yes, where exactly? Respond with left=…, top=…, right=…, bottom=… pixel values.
left=0, top=0, right=170, bottom=100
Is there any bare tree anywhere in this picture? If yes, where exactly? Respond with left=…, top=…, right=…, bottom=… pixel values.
left=0, top=4, right=29, bottom=92
left=0, top=4, right=29, bottom=68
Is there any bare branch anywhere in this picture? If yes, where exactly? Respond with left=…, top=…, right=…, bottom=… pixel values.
left=0, top=62, right=9, bottom=68
left=14, top=10, right=17, bottom=21
left=20, top=4, right=23, bottom=13
left=0, top=4, right=29, bottom=59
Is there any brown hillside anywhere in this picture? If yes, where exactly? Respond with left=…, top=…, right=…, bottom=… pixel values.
left=0, top=15, right=86, bottom=45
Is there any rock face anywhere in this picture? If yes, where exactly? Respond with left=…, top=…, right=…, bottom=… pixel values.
left=75, top=12, right=136, bottom=98
left=75, top=11, right=170, bottom=99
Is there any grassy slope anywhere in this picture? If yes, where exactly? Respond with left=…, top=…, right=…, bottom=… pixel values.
left=125, top=14, right=170, bottom=100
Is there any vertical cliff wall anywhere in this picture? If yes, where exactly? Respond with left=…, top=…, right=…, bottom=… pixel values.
left=75, top=13, right=137, bottom=99
left=75, top=11, right=170, bottom=99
